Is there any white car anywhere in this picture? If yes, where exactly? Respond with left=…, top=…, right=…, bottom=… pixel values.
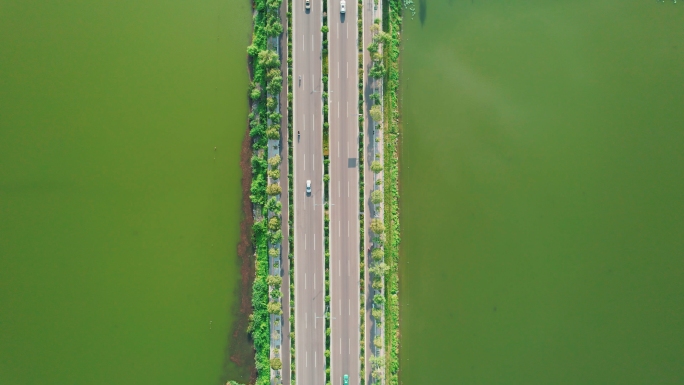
left=340, top=0, right=346, bottom=13
left=305, top=0, right=310, bottom=9
left=306, top=180, right=311, bottom=194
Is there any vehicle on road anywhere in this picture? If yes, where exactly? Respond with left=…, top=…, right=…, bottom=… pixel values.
left=306, top=180, right=311, bottom=195
left=340, top=0, right=345, bottom=13
left=343, top=374, right=349, bottom=385
left=305, top=0, right=310, bottom=9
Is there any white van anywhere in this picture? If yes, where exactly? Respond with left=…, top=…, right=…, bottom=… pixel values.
left=306, top=180, right=311, bottom=194
left=340, top=0, right=346, bottom=13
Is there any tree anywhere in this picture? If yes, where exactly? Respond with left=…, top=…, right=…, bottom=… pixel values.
left=250, top=87, right=261, bottom=100
left=371, top=247, right=384, bottom=261
left=266, top=183, right=281, bottom=196
left=270, top=229, right=283, bottom=243
left=367, top=41, right=379, bottom=54
left=370, top=23, right=380, bottom=34
left=372, top=277, right=383, bottom=290
left=268, top=169, right=280, bottom=180
left=321, top=25, right=329, bottom=34
left=267, top=78, right=282, bottom=94
left=374, top=335, right=382, bottom=348
left=371, top=189, right=383, bottom=205
left=267, top=275, right=282, bottom=287
left=269, top=248, right=280, bottom=258
left=369, top=262, right=389, bottom=276
left=267, top=97, right=277, bottom=110
left=370, top=92, right=381, bottom=104
left=267, top=301, right=282, bottom=315
left=267, top=68, right=281, bottom=82
left=266, top=126, right=280, bottom=140
left=370, top=62, right=385, bottom=79
left=370, top=160, right=383, bottom=173
left=268, top=155, right=281, bottom=167
left=258, top=50, right=280, bottom=69
left=372, top=308, right=383, bottom=319
left=370, top=105, right=383, bottom=122
left=268, top=217, right=280, bottom=231
left=270, top=357, right=282, bottom=370
left=370, top=218, right=385, bottom=234
left=270, top=289, right=282, bottom=299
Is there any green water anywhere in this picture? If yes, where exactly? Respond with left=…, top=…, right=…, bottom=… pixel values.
left=399, top=1, right=684, bottom=384
left=0, top=1, right=252, bottom=384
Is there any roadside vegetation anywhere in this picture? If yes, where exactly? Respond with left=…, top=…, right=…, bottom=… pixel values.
left=382, top=1, right=402, bottom=384
left=357, top=0, right=366, bottom=383
left=286, top=0, right=296, bottom=382
left=322, top=5, right=333, bottom=385
left=237, top=0, right=287, bottom=384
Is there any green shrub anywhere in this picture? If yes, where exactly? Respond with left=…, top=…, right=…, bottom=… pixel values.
left=371, top=189, right=383, bottom=205
left=267, top=301, right=282, bottom=315
left=370, top=105, right=383, bottom=122
left=266, top=275, right=282, bottom=287
left=266, top=183, right=282, bottom=196
left=270, top=357, right=282, bottom=370
left=370, top=160, right=383, bottom=173
left=268, top=217, right=280, bottom=231
left=370, top=218, right=385, bottom=234
left=268, top=169, right=280, bottom=180
left=371, top=248, right=384, bottom=261
left=268, top=154, right=281, bottom=167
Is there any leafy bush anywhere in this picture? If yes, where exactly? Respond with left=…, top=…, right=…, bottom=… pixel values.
left=370, top=105, right=383, bottom=122
left=268, top=169, right=280, bottom=180
left=371, top=189, right=383, bottom=205
left=371, top=248, right=384, bottom=261
left=370, top=160, right=383, bottom=173
left=266, top=126, right=280, bottom=140
left=267, top=301, right=282, bottom=315
left=266, top=183, right=282, bottom=196
left=268, top=217, right=280, bottom=231
left=267, top=275, right=282, bottom=287
left=268, top=155, right=281, bottom=167
left=370, top=218, right=385, bottom=234
left=270, top=357, right=282, bottom=370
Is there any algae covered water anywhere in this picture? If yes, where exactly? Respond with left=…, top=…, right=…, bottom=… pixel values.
left=399, top=1, right=684, bottom=384
left=0, top=1, right=252, bottom=383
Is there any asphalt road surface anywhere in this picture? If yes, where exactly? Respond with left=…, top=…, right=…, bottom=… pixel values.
left=293, top=0, right=326, bottom=384
left=328, top=1, right=361, bottom=385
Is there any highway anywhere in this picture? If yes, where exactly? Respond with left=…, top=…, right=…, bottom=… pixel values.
left=328, top=0, right=361, bottom=385
left=293, top=0, right=326, bottom=385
